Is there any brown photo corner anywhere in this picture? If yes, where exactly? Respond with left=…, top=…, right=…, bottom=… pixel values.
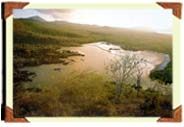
left=1, top=2, right=182, bottom=122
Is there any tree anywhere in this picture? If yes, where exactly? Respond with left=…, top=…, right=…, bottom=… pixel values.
left=150, top=62, right=172, bottom=84
left=133, top=59, right=147, bottom=96
left=107, top=54, right=146, bottom=102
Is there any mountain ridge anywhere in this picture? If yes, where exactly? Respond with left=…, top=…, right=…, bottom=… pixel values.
left=15, top=16, right=46, bottom=22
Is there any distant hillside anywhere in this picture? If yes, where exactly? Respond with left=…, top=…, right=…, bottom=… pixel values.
left=29, top=16, right=46, bottom=22
left=16, top=16, right=46, bottom=22
left=13, top=17, right=172, bottom=55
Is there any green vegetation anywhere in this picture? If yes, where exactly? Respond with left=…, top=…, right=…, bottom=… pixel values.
left=14, top=44, right=84, bottom=68
left=14, top=18, right=172, bottom=83
left=150, top=62, right=172, bottom=84
left=13, top=18, right=173, bottom=117
left=14, top=19, right=172, bottom=54
left=14, top=71, right=172, bottom=117
left=14, top=43, right=84, bottom=87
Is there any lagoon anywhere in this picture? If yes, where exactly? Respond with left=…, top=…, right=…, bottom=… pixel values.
left=22, top=42, right=170, bottom=87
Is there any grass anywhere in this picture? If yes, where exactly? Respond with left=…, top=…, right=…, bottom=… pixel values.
left=13, top=43, right=84, bottom=86
left=14, top=19, right=172, bottom=55
left=14, top=44, right=84, bottom=68
left=14, top=71, right=172, bottom=117
left=13, top=18, right=173, bottom=117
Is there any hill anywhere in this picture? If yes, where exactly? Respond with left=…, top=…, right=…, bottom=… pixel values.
left=16, top=16, right=46, bottom=22
left=13, top=17, right=172, bottom=55
left=13, top=17, right=173, bottom=117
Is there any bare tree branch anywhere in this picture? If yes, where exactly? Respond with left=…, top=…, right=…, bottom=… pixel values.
left=107, top=53, right=147, bottom=101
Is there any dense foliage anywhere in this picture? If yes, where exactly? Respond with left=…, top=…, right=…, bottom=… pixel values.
left=150, top=62, right=172, bottom=84
left=14, top=71, right=172, bottom=117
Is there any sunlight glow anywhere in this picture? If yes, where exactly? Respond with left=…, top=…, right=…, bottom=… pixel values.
left=13, top=9, right=172, bottom=33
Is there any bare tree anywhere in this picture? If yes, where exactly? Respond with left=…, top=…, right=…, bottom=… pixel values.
left=133, top=60, right=147, bottom=96
left=107, top=54, right=146, bottom=102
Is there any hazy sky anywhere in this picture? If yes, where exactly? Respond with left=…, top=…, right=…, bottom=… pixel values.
left=13, top=9, right=172, bottom=33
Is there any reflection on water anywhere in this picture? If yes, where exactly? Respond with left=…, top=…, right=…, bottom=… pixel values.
left=22, top=42, right=170, bottom=87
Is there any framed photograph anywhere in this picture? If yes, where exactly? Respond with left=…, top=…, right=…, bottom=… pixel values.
left=1, top=2, right=182, bottom=122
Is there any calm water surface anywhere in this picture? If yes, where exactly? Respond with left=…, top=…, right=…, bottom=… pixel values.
left=22, top=42, right=170, bottom=87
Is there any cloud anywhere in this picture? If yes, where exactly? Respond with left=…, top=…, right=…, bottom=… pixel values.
left=36, top=9, right=75, bottom=20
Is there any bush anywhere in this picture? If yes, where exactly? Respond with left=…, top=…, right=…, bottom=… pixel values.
left=150, top=62, right=172, bottom=84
